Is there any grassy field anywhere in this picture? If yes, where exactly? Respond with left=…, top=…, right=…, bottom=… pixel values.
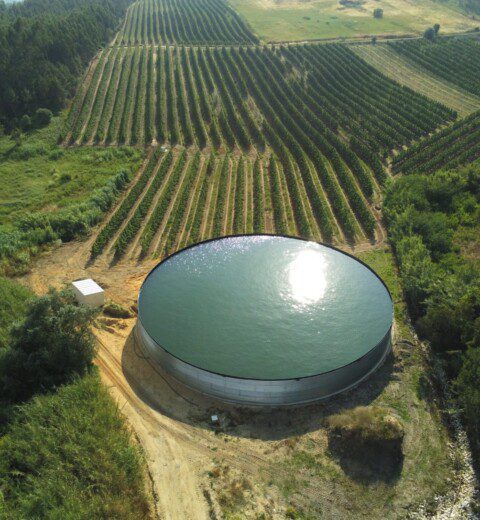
left=0, top=118, right=143, bottom=230
left=230, top=0, right=479, bottom=42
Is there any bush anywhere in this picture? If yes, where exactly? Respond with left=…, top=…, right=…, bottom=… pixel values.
left=0, top=168, right=131, bottom=274
left=103, top=301, right=132, bottom=319
left=34, top=108, right=53, bottom=128
left=327, top=406, right=404, bottom=482
left=424, top=27, right=436, bottom=41
left=328, top=406, right=404, bottom=444
left=0, top=288, right=97, bottom=402
left=20, top=114, right=31, bottom=132
left=0, top=277, right=32, bottom=350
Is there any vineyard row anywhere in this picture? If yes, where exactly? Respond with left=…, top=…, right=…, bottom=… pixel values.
left=389, top=38, right=480, bottom=98
left=90, top=147, right=383, bottom=263
left=392, top=110, right=480, bottom=174
left=117, top=0, right=258, bottom=45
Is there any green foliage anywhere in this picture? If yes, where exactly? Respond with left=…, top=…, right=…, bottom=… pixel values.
left=34, top=108, right=53, bottom=128
left=118, top=0, right=259, bottom=45
left=424, top=27, right=436, bottom=40
left=0, top=373, right=151, bottom=519
left=19, top=115, right=31, bottom=132
left=393, top=110, right=480, bottom=175
left=212, top=155, right=230, bottom=236
left=0, top=288, right=97, bottom=402
left=252, top=157, right=264, bottom=233
left=389, top=38, right=480, bottom=96
left=0, top=166, right=132, bottom=274
left=139, top=150, right=187, bottom=256
left=385, top=163, right=480, bottom=465
left=0, top=0, right=131, bottom=129
left=0, top=277, right=32, bottom=350
left=162, top=152, right=202, bottom=254
left=114, top=150, right=173, bottom=259
left=384, top=165, right=479, bottom=330
left=103, top=301, right=132, bottom=319
left=66, top=42, right=455, bottom=244
left=91, top=151, right=162, bottom=258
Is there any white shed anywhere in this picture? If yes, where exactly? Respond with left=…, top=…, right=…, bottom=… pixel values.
left=72, top=279, right=105, bottom=308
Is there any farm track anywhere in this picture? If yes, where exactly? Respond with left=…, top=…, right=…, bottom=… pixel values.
left=174, top=155, right=206, bottom=249
left=74, top=48, right=113, bottom=146
left=149, top=156, right=192, bottom=255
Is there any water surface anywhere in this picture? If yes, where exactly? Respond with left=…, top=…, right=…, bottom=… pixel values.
left=139, top=236, right=393, bottom=379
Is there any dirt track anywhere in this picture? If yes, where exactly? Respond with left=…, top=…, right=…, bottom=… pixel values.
left=19, top=234, right=286, bottom=519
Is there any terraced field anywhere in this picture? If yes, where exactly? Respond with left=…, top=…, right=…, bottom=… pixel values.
left=392, top=110, right=480, bottom=174
left=352, top=44, right=480, bottom=117
left=116, top=0, right=259, bottom=45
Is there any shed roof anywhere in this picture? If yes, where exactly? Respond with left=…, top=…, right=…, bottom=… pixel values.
left=72, top=279, right=103, bottom=296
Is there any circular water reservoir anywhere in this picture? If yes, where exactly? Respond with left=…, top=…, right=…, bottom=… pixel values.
left=136, top=235, right=393, bottom=405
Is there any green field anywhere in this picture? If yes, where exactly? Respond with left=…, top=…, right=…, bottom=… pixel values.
left=0, top=118, right=142, bottom=229
left=230, top=0, right=479, bottom=41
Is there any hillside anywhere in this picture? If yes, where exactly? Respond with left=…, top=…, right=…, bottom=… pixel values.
left=0, top=0, right=479, bottom=517
left=352, top=43, right=480, bottom=116
left=229, top=0, right=479, bottom=42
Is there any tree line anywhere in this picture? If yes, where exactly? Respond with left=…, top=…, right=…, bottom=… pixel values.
left=0, top=0, right=132, bottom=132
left=384, top=164, right=480, bottom=464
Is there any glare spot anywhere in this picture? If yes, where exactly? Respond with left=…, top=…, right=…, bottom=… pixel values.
left=289, top=250, right=327, bottom=304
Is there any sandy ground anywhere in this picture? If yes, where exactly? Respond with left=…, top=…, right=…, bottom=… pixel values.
left=21, top=229, right=300, bottom=518
left=18, top=217, right=388, bottom=520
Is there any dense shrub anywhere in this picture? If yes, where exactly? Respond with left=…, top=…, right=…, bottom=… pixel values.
left=384, top=163, right=480, bottom=465
left=0, top=288, right=97, bottom=402
left=0, top=279, right=150, bottom=518
left=34, top=108, right=53, bottom=128
left=0, top=277, right=32, bottom=350
left=328, top=406, right=404, bottom=443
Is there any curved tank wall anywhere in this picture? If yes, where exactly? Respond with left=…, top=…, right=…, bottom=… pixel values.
left=136, top=235, right=394, bottom=406
left=136, top=321, right=391, bottom=406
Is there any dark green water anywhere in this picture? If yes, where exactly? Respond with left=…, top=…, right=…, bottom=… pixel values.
left=138, top=236, right=393, bottom=379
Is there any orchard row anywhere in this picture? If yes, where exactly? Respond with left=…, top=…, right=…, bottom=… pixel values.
left=117, top=0, right=258, bottom=45
left=393, top=110, right=480, bottom=174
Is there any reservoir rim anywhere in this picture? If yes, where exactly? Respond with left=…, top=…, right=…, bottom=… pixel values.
left=138, top=234, right=394, bottom=382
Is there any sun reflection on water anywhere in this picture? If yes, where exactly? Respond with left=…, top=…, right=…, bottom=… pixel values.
left=289, top=249, right=328, bottom=304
